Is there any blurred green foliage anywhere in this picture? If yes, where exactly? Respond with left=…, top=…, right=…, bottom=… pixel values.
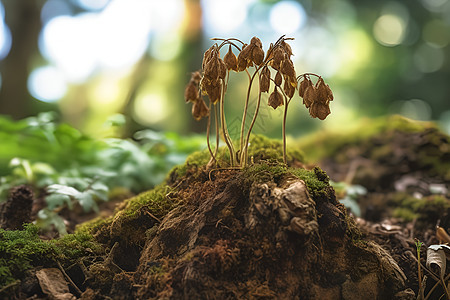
left=0, top=112, right=205, bottom=233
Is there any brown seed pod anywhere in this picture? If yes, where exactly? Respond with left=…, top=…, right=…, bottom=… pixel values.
left=274, top=71, right=282, bottom=86
left=280, top=56, right=296, bottom=78
left=326, top=83, right=334, bottom=101
left=192, top=98, right=210, bottom=121
left=303, top=86, right=317, bottom=108
left=298, top=76, right=312, bottom=98
left=268, top=87, right=284, bottom=109
left=184, top=81, right=198, bottom=103
left=265, top=43, right=274, bottom=62
left=237, top=44, right=251, bottom=71
left=191, top=71, right=202, bottom=84
left=202, top=47, right=213, bottom=70
left=204, top=79, right=221, bottom=104
left=281, top=40, right=293, bottom=57
left=315, top=77, right=329, bottom=104
left=250, top=36, right=263, bottom=48
left=223, top=45, right=238, bottom=71
left=272, top=47, right=284, bottom=70
left=260, top=66, right=270, bottom=93
left=284, top=77, right=295, bottom=99
left=218, top=58, right=227, bottom=80
left=204, top=52, right=220, bottom=80
left=252, top=46, right=264, bottom=66
left=309, top=102, right=330, bottom=120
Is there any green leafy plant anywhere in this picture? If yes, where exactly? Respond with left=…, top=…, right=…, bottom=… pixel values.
left=0, top=113, right=204, bottom=233
left=185, top=35, right=334, bottom=168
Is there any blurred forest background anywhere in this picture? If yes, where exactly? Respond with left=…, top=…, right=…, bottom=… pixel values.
left=0, top=0, right=449, bottom=138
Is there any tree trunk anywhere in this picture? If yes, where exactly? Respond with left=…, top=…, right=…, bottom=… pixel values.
left=0, top=1, right=43, bottom=119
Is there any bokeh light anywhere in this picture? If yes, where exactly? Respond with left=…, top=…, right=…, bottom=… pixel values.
left=28, top=66, right=67, bottom=103
left=269, top=1, right=307, bottom=34
left=373, top=14, right=406, bottom=46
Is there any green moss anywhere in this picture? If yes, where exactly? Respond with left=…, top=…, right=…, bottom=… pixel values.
left=171, top=134, right=304, bottom=180
left=241, top=162, right=330, bottom=201
left=297, top=115, right=435, bottom=162
left=247, top=134, right=304, bottom=163
left=392, top=193, right=450, bottom=222
left=0, top=224, right=103, bottom=288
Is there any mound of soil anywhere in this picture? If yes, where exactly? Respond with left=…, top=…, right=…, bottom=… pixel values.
left=77, top=166, right=410, bottom=299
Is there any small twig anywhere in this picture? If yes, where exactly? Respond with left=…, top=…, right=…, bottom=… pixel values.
left=57, top=260, right=83, bottom=296
left=0, top=280, right=20, bottom=294
left=145, top=210, right=162, bottom=223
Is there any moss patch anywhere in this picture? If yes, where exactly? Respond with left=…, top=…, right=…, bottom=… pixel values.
left=0, top=224, right=102, bottom=289
left=297, top=115, right=437, bottom=163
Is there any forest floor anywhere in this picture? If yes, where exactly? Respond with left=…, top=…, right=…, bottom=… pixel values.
left=1, top=115, right=449, bottom=299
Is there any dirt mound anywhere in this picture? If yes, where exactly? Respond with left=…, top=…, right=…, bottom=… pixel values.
left=76, top=165, right=410, bottom=299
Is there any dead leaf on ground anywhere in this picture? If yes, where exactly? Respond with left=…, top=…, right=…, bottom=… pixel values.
left=35, top=268, right=76, bottom=300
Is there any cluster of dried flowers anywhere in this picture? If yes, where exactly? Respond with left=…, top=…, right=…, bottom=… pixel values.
left=185, top=36, right=334, bottom=167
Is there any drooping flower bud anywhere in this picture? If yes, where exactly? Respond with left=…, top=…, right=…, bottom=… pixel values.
left=260, top=66, right=270, bottom=93
left=192, top=98, right=210, bottom=121
left=284, top=77, right=295, bottom=99
left=309, top=102, right=330, bottom=120
left=218, top=58, right=227, bottom=80
left=298, top=76, right=312, bottom=98
left=268, top=87, right=284, bottom=109
left=274, top=71, right=282, bottom=86
left=303, top=86, right=317, bottom=109
left=184, top=81, right=198, bottom=103
left=280, top=40, right=293, bottom=57
left=223, top=45, right=238, bottom=71
left=280, top=55, right=296, bottom=78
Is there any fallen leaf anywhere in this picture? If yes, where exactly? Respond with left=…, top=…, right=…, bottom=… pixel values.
left=36, top=268, right=76, bottom=300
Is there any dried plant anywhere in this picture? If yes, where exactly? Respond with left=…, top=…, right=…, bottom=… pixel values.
left=184, top=35, right=334, bottom=168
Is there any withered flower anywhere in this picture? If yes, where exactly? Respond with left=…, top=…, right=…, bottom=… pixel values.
left=202, top=47, right=213, bottom=70
left=268, top=87, right=284, bottom=109
left=271, top=47, right=284, bottom=70
left=302, top=86, right=317, bottom=109
left=223, top=45, right=238, bottom=71
left=204, top=49, right=220, bottom=80
left=284, top=77, right=295, bottom=99
left=309, top=102, right=330, bottom=120
left=265, top=43, right=274, bottom=62
left=280, top=40, right=293, bottom=57
left=298, top=76, right=312, bottom=98
left=202, top=78, right=221, bottom=104
left=260, top=66, right=270, bottom=93
left=184, top=71, right=202, bottom=103
left=280, top=55, right=296, bottom=78
left=192, top=98, right=210, bottom=121
left=252, top=47, right=264, bottom=65
left=237, top=43, right=252, bottom=71
left=218, top=58, right=227, bottom=80
left=250, top=37, right=264, bottom=66
left=184, top=81, right=198, bottom=103
left=274, top=71, right=282, bottom=86
left=250, top=36, right=263, bottom=48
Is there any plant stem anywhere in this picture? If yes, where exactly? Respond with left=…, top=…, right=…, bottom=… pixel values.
left=282, top=94, right=289, bottom=165
left=219, top=77, right=235, bottom=166
left=214, top=104, right=219, bottom=158
left=241, top=86, right=262, bottom=167
left=239, top=68, right=260, bottom=165
left=206, top=100, right=216, bottom=165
